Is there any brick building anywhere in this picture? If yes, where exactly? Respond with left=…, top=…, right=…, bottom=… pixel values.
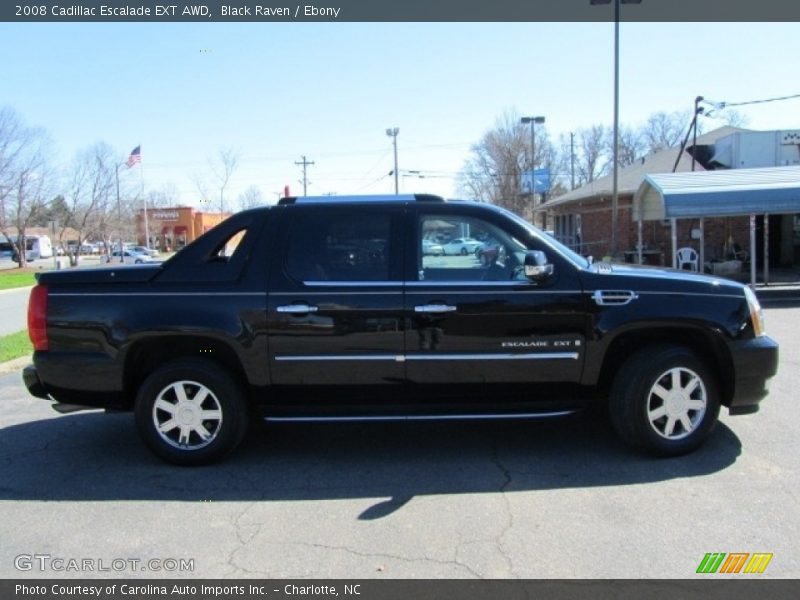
left=544, top=126, right=800, bottom=273
left=136, top=207, right=231, bottom=251
left=543, top=126, right=752, bottom=265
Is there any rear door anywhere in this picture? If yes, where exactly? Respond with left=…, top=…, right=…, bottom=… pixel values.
left=404, top=204, right=589, bottom=395
left=267, top=204, right=406, bottom=404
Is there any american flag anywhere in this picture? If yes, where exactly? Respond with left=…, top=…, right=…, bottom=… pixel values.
left=126, top=145, right=141, bottom=168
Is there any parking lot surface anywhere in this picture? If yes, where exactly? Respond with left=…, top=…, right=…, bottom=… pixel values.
left=0, top=306, right=798, bottom=579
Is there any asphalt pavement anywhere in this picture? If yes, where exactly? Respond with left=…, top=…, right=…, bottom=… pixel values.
left=0, top=286, right=31, bottom=336
left=0, top=306, right=798, bottom=578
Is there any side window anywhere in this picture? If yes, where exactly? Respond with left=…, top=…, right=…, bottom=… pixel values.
left=211, top=229, right=247, bottom=261
left=286, top=212, right=391, bottom=283
left=419, top=215, right=528, bottom=282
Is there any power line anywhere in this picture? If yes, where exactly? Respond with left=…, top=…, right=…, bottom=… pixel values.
left=706, top=92, right=800, bottom=109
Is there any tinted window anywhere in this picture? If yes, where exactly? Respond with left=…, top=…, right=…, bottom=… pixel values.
left=286, top=212, right=391, bottom=282
left=419, top=214, right=528, bottom=282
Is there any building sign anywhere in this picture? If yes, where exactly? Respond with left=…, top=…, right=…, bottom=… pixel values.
left=521, top=168, right=551, bottom=195
left=151, top=211, right=180, bottom=221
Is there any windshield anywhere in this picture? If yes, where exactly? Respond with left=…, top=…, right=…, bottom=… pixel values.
left=491, top=205, right=590, bottom=269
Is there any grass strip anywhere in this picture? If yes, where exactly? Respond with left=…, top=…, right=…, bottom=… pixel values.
left=0, top=329, right=32, bottom=363
left=0, top=271, right=36, bottom=290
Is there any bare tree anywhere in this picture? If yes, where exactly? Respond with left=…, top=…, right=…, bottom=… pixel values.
left=237, top=185, right=264, bottom=211
left=60, top=142, right=117, bottom=266
left=575, top=125, right=608, bottom=186
left=0, top=107, right=52, bottom=268
left=191, top=172, right=213, bottom=208
left=210, top=148, right=239, bottom=215
left=192, top=148, right=239, bottom=215
left=610, top=125, right=647, bottom=169
left=709, top=108, right=750, bottom=128
left=147, top=183, right=180, bottom=209
left=458, top=110, right=557, bottom=217
left=640, top=110, right=694, bottom=154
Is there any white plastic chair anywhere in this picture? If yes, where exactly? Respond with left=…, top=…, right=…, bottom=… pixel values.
left=676, top=247, right=699, bottom=271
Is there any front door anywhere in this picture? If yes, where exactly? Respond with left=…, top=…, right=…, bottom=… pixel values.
left=405, top=205, right=589, bottom=399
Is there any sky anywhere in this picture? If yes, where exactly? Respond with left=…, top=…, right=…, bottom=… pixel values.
left=2, top=20, right=800, bottom=207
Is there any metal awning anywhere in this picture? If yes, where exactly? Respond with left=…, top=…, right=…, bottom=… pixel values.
left=633, top=166, right=800, bottom=221
left=632, top=166, right=800, bottom=287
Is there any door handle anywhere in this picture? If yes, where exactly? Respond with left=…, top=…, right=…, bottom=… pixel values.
left=277, top=304, right=319, bottom=314
left=414, top=304, right=457, bottom=314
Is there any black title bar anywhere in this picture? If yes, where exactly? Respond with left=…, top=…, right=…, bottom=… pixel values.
left=4, top=579, right=800, bottom=600
left=3, top=0, right=800, bottom=22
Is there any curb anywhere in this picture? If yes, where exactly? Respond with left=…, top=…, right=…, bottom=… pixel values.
left=0, top=356, right=30, bottom=376
left=0, top=285, right=33, bottom=295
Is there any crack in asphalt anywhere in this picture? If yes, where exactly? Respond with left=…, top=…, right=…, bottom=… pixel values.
left=450, top=443, right=517, bottom=578
left=487, top=443, right=516, bottom=576
left=280, top=540, right=482, bottom=578
left=223, top=501, right=268, bottom=577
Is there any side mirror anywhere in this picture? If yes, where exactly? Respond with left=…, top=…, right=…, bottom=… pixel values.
left=524, top=250, right=554, bottom=281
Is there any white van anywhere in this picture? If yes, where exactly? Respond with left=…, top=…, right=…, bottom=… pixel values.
left=11, top=235, right=53, bottom=261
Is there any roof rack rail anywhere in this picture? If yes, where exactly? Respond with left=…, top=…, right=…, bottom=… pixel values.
left=278, top=194, right=445, bottom=206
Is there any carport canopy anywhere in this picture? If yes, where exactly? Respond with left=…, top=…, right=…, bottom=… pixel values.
left=632, top=165, right=800, bottom=286
left=633, top=165, right=800, bottom=221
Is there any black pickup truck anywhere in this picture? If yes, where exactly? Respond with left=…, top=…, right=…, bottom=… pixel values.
left=24, top=194, right=779, bottom=464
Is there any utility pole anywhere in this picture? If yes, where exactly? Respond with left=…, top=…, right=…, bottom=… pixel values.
left=295, top=155, right=314, bottom=196
left=591, top=0, right=643, bottom=258
left=570, top=132, right=576, bottom=190
left=386, top=127, right=399, bottom=194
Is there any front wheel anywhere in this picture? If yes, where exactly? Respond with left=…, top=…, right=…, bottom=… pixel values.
left=609, top=344, right=720, bottom=456
left=134, top=359, right=249, bottom=465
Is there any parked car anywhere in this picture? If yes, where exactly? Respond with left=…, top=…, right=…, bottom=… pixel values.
left=0, top=241, right=14, bottom=260
left=130, top=245, right=160, bottom=258
left=476, top=239, right=506, bottom=266
left=442, top=237, right=483, bottom=255
left=103, top=249, right=153, bottom=264
left=24, top=194, right=778, bottom=465
left=421, top=239, right=444, bottom=256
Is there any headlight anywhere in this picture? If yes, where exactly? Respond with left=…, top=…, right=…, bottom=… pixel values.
left=743, top=286, right=765, bottom=337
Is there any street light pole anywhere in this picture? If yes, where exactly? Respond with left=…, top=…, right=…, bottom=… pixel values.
left=591, top=0, right=642, bottom=258
left=386, top=127, right=399, bottom=194
left=521, top=116, right=545, bottom=222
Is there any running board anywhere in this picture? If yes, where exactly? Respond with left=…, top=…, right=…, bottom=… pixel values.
left=264, top=410, right=577, bottom=423
left=51, top=402, right=101, bottom=414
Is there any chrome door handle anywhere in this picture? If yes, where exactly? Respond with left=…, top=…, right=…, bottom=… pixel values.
left=414, top=304, right=457, bottom=314
left=277, top=304, right=319, bottom=314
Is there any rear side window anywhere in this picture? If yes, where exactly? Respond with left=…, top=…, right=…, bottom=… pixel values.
left=211, top=229, right=247, bottom=261
left=285, top=212, right=392, bottom=283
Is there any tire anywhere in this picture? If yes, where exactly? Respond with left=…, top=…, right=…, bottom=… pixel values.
left=460, top=247, right=468, bottom=255
left=135, top=259, right=142, bottom=264
left=609, top=344, right=720, bottom=456
left=134, top=358, right=249, bottom=465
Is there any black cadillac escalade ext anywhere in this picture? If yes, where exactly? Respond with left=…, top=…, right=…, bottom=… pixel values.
left=24, top=194, right=779, bottom=464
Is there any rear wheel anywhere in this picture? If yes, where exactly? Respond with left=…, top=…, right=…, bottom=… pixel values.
left=460, top=247, right=468, bottom=255
left=609, top=344, right=720, bottom=456
left=134, top=359, right=249, bottom=465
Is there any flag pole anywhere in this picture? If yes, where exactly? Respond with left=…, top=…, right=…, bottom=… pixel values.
left=139, top=144, right=150, bottom=250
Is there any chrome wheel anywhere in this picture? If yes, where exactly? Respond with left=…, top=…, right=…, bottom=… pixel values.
left=152, top=380, right=223, bottom=450
left=646, top=367, right=707, bottom=441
